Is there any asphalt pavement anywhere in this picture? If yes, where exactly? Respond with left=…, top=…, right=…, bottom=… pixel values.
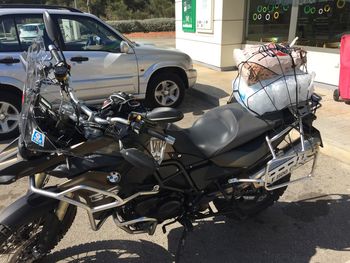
left=0, top=91, right=349, bottom=263
left=0, top=37, right=350, bottom=263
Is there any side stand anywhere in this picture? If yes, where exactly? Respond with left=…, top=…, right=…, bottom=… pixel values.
left=175, top=217, right=193, bottom=263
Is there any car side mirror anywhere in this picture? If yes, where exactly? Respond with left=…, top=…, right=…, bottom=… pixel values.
left=120, top=41, right=131, bottom=54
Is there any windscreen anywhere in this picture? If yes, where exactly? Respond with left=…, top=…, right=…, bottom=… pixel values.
left=20, top=39, right=82, bottom=153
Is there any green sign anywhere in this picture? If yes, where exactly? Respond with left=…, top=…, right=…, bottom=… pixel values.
left=182, top=0, right=196, bottom=32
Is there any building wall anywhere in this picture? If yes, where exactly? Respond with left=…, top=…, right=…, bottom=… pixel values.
left=176, top=0, right=340, bottom=86
left=307, top=51, right=339, bottom=86
left=175, top=0, right=245, bottom=69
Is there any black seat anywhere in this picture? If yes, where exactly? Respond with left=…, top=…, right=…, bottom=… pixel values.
left=145, top=107, right=184, bottom=123
left=186, top=103, right=281, bottom=158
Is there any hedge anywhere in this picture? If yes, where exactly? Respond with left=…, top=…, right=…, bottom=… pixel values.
left=106, top=18, right=175, bottom=33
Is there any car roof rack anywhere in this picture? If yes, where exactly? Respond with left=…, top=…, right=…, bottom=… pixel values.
left=0, top=4, right=83, bottom=13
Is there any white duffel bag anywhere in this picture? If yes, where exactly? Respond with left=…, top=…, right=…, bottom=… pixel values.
left=233, top=71, right=315, bottom=116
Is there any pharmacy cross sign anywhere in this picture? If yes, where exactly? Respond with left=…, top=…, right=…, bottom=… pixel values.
left=182, top=0, right=196, bottom=32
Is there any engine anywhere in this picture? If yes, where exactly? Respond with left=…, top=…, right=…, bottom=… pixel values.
left=120, top=192, right=184, bottom=223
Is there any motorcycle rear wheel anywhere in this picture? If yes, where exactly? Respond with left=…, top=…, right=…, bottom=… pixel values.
left=0, top=204, right=76, bottom=263
left=215, top=175, right=290, bottom=220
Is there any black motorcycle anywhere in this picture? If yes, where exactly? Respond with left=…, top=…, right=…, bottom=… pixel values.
left=0, top=12, right=322, bottom=263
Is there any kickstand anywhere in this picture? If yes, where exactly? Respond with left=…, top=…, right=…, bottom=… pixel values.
left=175, top=218, right=193, bottom=263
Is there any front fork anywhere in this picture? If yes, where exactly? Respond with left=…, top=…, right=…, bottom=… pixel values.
left=33, top=173, right=71, bottom=221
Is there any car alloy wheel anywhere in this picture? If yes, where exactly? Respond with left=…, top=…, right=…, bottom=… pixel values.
left=154, top=80, right=180, bottom=107
left=0, top=101, right=19, bottom=135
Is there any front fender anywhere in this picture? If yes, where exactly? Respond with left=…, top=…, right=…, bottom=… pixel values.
left=139, top=63, right=187, bottom=94
left=0, top=191, right=59, bottom=230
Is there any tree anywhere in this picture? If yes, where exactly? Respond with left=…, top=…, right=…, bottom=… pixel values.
left=0, top=0, right=175, bottom=20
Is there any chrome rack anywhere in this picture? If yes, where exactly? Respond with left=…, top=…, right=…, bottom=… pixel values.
left=229, top=118, right=320, bottom=191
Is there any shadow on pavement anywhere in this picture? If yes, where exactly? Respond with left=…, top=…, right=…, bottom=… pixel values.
left=188, top=83, right=230, bottom=106
left=168, top=193, right=350, bottom=263
left=46, top=194, right=350, bottom=263
left=178, top=88, right=216, bottom=115
left=45, top=239, right=173, bottom=263
left=194, top=83, right=230, bottom=98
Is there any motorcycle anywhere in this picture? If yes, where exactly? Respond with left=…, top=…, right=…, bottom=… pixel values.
left=0, top=11, right=322, bottom=263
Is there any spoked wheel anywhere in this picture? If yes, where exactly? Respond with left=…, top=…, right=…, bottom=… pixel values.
left=215, top=175, right=291, bottom=220
left=0, top=205, right=76, bottom=263
left=0, top=218, right=45, bottom=263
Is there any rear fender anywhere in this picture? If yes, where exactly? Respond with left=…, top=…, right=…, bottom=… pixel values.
left=0, top=190, right=59, bottom=230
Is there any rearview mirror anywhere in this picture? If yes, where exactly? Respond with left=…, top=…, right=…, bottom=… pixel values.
left=120, top=41, right=131, bottom=54
left=43, top=11, right=60, bottom=46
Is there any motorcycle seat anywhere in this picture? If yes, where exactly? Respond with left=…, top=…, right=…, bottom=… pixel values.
left=185, top=102, right=283, bottom=158
left=145, top=107, right=184, bottom=123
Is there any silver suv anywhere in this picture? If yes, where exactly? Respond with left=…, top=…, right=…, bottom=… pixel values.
left=0, top=5, right=197, bottom=140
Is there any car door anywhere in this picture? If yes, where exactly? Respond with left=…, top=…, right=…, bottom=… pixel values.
left=0, top=16, right=23, bottom=138
left=55, top=15, right=139, bottom=102
left=0, top=16, right=24, bottom=85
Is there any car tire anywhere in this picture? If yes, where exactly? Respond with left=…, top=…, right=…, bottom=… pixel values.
left=145, top=72, right=185, bottom=108
left=0, top=91, right=21, bottom=141
left=333, top=89, right=340, bottom=102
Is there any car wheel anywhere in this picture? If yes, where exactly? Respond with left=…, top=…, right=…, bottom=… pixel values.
left=0, top=92, right=21, bottom=141
left=333, top=89, right=340, bottom=102
left=145, top=72, right=185, bottom=108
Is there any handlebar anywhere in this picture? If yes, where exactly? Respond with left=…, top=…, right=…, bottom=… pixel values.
left=68, top=90, right=128, bottom=125
left=48, top=44, right=129, bottom=126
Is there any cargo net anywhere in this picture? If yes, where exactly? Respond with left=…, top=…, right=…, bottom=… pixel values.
left=230, top=43, right=315, bottom=118
left=229, top=43, right=321, bottom=190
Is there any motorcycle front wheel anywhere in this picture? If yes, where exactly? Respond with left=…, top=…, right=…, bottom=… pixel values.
left=0, top=203, right=76, bottom=263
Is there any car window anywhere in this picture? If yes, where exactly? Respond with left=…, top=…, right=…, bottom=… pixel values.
left=15, top=16, right=46, bottom=51
left=57, top=16, right=122, bottom=52
left=0, top=17, right=20, bottom=52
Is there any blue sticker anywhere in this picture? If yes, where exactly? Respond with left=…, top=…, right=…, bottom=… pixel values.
left=31, top=129, right=45, bottom=147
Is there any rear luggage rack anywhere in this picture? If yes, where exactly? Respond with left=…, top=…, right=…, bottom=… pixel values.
left=0, top=4, right=83, bottom=13
left=228, top=118, right=321, bottom=191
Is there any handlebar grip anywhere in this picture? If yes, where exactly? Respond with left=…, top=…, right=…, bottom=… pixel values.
left=48, top=45, right=62, bottom=64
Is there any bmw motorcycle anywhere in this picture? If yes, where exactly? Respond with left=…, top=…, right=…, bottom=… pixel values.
left=0, top=12, right=322, bottom=262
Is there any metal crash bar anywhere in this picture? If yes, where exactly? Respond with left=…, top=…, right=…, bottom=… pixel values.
left=29, top=176, right=159, bottom=231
